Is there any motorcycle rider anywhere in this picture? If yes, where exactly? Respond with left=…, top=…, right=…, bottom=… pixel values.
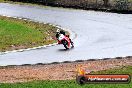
left=56, top=29, right=74, bottom=47
left=56, top=29, right=65, bottom=39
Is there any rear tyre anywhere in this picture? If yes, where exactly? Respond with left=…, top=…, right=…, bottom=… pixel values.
left=71, top=41, right=74, bottom=48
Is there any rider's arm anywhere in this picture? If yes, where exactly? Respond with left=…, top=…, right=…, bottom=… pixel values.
left=56, top=33, right=59, bottom=39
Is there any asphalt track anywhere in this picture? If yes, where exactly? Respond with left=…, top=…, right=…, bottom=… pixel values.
left=0, top=3, right=132, bottom=66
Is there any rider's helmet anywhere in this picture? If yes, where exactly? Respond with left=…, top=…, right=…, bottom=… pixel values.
left=56, top=29, right=60, bottom=33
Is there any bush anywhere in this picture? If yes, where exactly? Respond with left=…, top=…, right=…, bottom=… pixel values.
left=8, top=0, right=132, bottom=11
left=115, top=0, right=129, bottom=10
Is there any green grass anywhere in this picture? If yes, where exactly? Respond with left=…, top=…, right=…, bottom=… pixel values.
left=0, top=0, right=5, bottom=2
left=91, top=65, right=132, bottom=75
left=0, top=80, right=132, bottom=88
left=0, top=16, right=57, bottom=51
left=0, top=66, right=132, bottom=88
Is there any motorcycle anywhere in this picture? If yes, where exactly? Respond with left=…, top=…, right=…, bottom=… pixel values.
left=57, top=34, right=74, bottom=49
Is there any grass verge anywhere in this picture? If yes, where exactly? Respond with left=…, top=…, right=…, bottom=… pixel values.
left=0, top=0, right=5, bottom=2
left=0, top=66, right=132, bottom=88
left=0, top=16, right=57, bottom=52
left=91, top=65, right=132, bottom=75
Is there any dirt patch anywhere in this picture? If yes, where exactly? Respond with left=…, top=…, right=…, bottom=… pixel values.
left=0, top=57, right=132, bottom=83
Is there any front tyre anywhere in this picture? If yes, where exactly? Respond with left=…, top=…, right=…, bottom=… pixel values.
left=62, top=40, right=69, bottom=49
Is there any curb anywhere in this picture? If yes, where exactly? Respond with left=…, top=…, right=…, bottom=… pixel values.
left=0, top=56, right=130, bottom=67
left=0, top=15, right=75, bottom=55
left=0, top=43, right=58, bottom=55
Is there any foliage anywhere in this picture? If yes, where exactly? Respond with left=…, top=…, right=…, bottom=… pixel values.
left=115, top=0, right=129, bottom=10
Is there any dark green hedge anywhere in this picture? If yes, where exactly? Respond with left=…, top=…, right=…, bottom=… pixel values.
left=8, top=0, right=132, bottom=12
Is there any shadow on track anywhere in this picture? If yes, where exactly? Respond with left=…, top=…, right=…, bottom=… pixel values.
left=58, top=47, right=74, bottom=52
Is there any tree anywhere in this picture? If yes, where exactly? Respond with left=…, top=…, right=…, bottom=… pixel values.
left=103, top=0, right=109, bottom=7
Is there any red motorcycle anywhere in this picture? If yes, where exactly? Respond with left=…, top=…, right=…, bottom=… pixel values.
left=57, top=34, right=74, bottom=49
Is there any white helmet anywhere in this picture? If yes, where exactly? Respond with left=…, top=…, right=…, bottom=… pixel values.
left=56, top=29, right=60, bottom=33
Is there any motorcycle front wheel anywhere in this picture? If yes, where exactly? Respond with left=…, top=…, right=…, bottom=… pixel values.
left=62, top=40, right=69, bottom=49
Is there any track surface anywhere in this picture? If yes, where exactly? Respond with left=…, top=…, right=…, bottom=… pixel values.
left=0, top=3, right=132, bottom=66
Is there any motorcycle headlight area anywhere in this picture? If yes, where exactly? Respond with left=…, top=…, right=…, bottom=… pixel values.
left=59, top=34, right=65, bottom=41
